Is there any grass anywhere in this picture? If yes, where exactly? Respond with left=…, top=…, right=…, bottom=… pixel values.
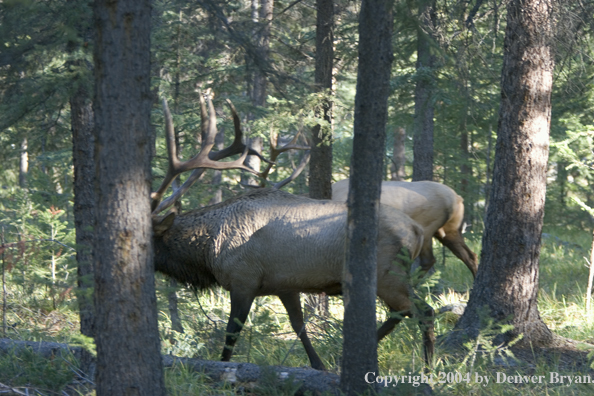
left=0, top=345, right=80, bottom=394
left=1, top=227, right=593, bottom=395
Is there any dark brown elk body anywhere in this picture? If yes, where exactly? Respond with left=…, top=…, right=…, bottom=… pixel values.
left=333, top=179, right=478, bottom=277
left=153, top=188, right=434, bottom=370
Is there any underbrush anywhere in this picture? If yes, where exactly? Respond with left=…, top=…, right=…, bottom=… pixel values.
left=1, top=228, right=593, bottom=395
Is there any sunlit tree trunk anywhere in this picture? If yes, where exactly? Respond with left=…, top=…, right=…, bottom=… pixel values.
left=19, top=137, right=28, bottom=188
left=450, top=0, right=555, bottom=348
left=412, top=0, right=436, bottom=182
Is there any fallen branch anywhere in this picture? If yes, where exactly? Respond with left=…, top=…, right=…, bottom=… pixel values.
left=0, top=338, right=340, bottom=395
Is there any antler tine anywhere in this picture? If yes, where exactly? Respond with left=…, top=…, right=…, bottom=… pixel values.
left=151, top=98, right=183, bottom=211
left=209, top=100, right=271, bottom=164
left=273, top=129, right=311, bottom=156
left=152, top=95, right=264, bottom=214
left=273, top=150, right=311, bottom=190
left=162, top=98, right=179, bottom=170
left=259, top=128, right=312, bottom=187
left=198, top=90, right=208, bottom=142
left=189, top=93, right=218, bottom=168
left=153, top=167, right=207, bottom=214
left=259, top=126, right=278, bottom=184
left=164, top=96, right=257, bottom=176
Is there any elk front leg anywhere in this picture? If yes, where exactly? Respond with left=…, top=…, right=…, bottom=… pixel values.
left=222, top=290, right=255, bottom=362
left=278, top=292, right=326, bottom=370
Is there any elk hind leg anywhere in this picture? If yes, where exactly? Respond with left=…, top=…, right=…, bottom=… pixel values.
left=222, top=290, right=255, bottom=362
left=414, top=295, right=435, bottom=366
left=376, top=277, right=412, bottom=341
left=278, top=292, right=326, bottom=370
left=435, top=232, right=478, bottom=277
left=377, top=309, right=411, bottom=341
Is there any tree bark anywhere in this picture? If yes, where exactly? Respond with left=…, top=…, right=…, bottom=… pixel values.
left=307, top=0, right=334, bottom=318
left=208, top=128, right=226, bottom=205
left=19, top=137, right=28, bottom=188
left=309, top=0, right=334, bottom=200
left=68, top=0, right=95, bottom=376
left=557, top=160, right=568, bottom=208
left=449, top=0, right=555, bottom=348
left=244, top=0, right=274, bottom=184
left=412, top=0, right=436, bottom=182
left=484, top=124, right=493, bottom=218
left=70, top=82, right=96, bottom=377
left=390, top=127, right=406, bottom=181
left=341, top=0, right=393, bottom=394
left=93, top=1, right=166, bottom=394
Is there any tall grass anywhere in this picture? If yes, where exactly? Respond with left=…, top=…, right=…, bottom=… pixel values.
left=1, top=228, right=593, bottom=394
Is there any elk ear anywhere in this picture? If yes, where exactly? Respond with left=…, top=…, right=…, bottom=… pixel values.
left=153, top=212, right=176, bottom=236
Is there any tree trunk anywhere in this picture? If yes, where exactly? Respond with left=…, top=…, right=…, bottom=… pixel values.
left=307, top=0, right=334, bottom=318
left=68, top=0, right=95, bottom=376
left=390, top=127, right=406, bottom=181
left=449, top=0, right=555, bottom=348
left=244, top=0, right=274, bottom=184
left=484, top=124, right=493, bottom=218
left=93, top=1, right=166, bottom=395
left=412, top=0, right=436, bottom=182
left=167, top=278, right=184, bottom=334
left=341, top=0, right=393, bottom=393
left=309, top=0, right=334, bottom=200
left=557, top=160, right=568, bottom=208
left=19, top=137, right=28, bottom=188
left=70, top=82, right=96, bottom=377
left=208, top=128, right=226, bottom=205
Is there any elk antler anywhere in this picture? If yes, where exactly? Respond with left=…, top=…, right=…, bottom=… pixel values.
left=151, top=93, right=267, bottom=213
left=258, top=126, right=311, bottom=189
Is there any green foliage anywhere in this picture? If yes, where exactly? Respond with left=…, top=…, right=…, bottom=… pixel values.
left=0, top=346, right=76, bottom=392
left=164, top=361, right=237, bottom=396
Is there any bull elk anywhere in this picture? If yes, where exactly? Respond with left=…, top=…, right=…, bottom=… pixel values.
left=332, top=179, right=479, bottom=277
left=151, top=94, right=435, bottom=370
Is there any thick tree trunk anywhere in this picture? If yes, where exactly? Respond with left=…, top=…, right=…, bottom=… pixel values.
left=390, top=127, right=406, bottom=181
left=412, top=0, right=436, bottom=182
left=70, top=83, right=96, bottom=377
left=340, top=0, right=393, bottom=394
left=450, top=0, right=555, bottom=348
left=93, top=1, right=166, bottom=395
left=307, top=0, right=334, bottom=318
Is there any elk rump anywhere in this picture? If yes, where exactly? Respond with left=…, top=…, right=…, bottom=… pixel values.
left=333, top=179, right=478, bottom=277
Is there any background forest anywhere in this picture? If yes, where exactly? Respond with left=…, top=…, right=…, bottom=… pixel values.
left=1, top=0, right=594, bottom=395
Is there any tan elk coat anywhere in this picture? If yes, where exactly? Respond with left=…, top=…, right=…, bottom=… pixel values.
left=332, top=179, right=478, bottom=277
left=153, top=188, right=434, bottom=370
